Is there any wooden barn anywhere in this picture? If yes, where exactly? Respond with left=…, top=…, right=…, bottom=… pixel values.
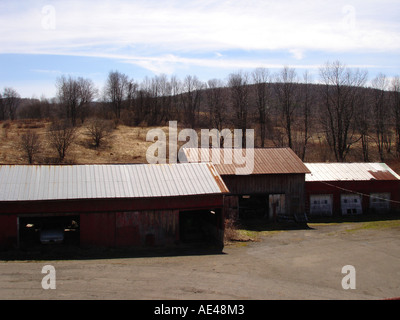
left=305, top=163, right=400, bottom=217
left=0, top=163, right=228, bottom=250
left=181, top=148, right=310, bottom=222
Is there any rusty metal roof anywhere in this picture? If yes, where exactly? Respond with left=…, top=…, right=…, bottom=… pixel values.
left=181, top=148, right=310, bottom=175
left=305, top=163, right=400, bottom=182
left=0, top=163, right=228, bottom=202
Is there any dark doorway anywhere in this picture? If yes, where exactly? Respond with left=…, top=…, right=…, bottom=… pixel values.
left=18, top=215, right=80, bottom=248
left=238, top=194, right=269, bottom=219
left=179, top=209, right=222, bottom=245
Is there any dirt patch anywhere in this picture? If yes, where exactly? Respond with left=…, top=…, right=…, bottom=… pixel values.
left=1, top=220, right=399, bottom=300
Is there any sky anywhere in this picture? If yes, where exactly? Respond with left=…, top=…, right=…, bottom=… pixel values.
left=0, top=0, right=400, bottom=98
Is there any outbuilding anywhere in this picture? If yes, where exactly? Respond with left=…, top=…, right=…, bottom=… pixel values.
left=305, top=163, right=400, bottom=217
left=0, top=163, right=228, bottom=250
left=181, top=148, right=310, bottom=222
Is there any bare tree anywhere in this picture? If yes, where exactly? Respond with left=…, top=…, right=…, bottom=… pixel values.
left=206, top=79, right=226, bottom=132
left=354, top=87, right=372, bottom=161
left=252, top=68, right=271, bottom=147
left=157, top=74, right=173, bottom=123
left=126, top=79, right=138, bottom=111
left=3, top=87, right=20, bottom=120
left=86, top=118, right=113, bottom=148
left=228, top=71, right=250, bottom=147
left=56, top=76, right=97, bottom=126
left=104, top=70, right=129, bottom=120
left=274, top=66, right=299, bottom=149
left=0, top=92, right=4, bottom=120
left=77, top=77, right=97, bottom=124
left=391, top=76, right=400, bottom=157
left=297, top=71, right=314, bottom=160
left=149, top=75, right=163, bottom=125
left=319, top=61, right=368, bottom=161
left=370, top=73, right=391, bottom=161
left=180, top=75, right=203, bottom=128
left=170, top=75, right=182, bottom=121
left=20, top=130, right=41, bottom=164
left=47, top=120, right=77, bottom=162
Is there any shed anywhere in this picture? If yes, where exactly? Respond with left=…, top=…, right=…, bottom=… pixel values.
left=305, top=163, right=400, bottom=217
left=0, top=163, right=228, bottom=250
left=181, top=148, right=310, bottom=222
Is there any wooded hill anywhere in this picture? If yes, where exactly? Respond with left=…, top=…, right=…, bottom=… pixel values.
left=1, top=62, right=400, bottom=166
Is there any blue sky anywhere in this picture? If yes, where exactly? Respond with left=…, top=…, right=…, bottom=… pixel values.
left=1, top=0, right=400, bottom=98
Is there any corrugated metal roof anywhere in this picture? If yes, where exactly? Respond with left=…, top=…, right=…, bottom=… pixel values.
left=0, top=163, right=228, bottom=202
left=305, top=163, right=400, bottom=182
left=181, top=148, right=310, bottom=175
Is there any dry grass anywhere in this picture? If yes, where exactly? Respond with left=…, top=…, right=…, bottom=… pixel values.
left=224, top=219, right=259, bottom=244
left=2, top=119, right=400, bottom=175
left=0, top=120, right=170, bottom=165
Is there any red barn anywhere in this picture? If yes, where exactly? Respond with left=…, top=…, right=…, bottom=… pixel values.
left=181, top=148, right=310, bottom=222
left=305, top=163, right=400, bottom=217
left=0, top=163, right=228, bottom=250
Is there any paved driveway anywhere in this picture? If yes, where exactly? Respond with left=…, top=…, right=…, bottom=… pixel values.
left=0, top=221, right=399, bottom=300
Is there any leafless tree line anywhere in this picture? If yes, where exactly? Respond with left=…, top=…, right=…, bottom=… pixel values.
left=4, top=61, right=400, bottom=162
left=0, top=87, right=20, bottom=121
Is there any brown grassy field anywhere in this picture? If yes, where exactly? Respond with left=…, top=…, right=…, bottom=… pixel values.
left=1, top=119, right=400, bottom=176
left=0, top=119, right=156, bottom=165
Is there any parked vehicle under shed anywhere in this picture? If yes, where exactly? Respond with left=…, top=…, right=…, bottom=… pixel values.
left=0, top=163, right=228, bottom=251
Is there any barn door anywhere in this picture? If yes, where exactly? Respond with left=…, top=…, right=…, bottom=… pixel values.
left=341, top=194, right=362, bottom=215
left=310, top=194, right=333, bottom=216
left=370, top=193, right=390, bottom=212
left=269, top=194, right=285, bottom=221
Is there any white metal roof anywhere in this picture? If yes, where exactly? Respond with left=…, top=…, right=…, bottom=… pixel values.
left=305, top=163, right=400, bottom=182
left=0, top=163, right=228, bottom=202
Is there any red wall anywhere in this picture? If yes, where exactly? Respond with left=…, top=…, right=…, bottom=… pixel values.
left=305, top=180, right=400, bottom=215
left=80, top=210, right=180, bottom=248
left=0, top=215, right=17, bottom=249
left=0, top=194, right=223, bottom=249
left=80, top=212, right=116, bottom=247
left=0, top=194, right=223, bottom=215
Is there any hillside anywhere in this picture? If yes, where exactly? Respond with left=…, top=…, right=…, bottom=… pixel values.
left=0, top=119, right=152, bottom=165
left=1, top=118, right=400, bottom=177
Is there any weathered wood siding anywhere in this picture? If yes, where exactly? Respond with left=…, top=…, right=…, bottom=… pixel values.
left=222, top=174, right=306, bottom=215
left=80, top=210, right=179, bottom=247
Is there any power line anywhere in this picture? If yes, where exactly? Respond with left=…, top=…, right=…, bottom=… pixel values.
left=318, top=181, right=400, bottom=205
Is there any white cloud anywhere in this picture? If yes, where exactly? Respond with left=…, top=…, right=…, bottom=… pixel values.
left=289, top=49, right=305, bottom=60
left=0, top=0, right=399, bottom=75
left=30, top=69, right=63, bottom=75
left=1, top=0, right=399, bottom=53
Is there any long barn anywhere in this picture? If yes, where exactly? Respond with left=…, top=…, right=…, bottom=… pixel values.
left=305, top=162, right=400, bottom=217
left=0, top=163, right=228, bottom=250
